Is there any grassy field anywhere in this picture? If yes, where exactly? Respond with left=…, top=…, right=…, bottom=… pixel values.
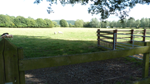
left=0, top=28, right=101, bottom=58
left=0, top=28, right=150, bottom=58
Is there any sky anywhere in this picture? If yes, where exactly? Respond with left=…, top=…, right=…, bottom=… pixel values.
left=0, top=0, right=150, bottom=22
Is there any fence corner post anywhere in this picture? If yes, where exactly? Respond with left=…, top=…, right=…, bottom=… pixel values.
left=0, top=39, right=5, bottom=84
left=113, top=29, right=117, bottom=50
left=143, top=29, right=146, bottom=42
left=97, top=29, right=100, bottom=46
left=130, top=29, right=134, bottom=44
left=142, top=42, right=149, bottom=78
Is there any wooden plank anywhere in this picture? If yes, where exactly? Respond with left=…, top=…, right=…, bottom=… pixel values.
left=0, top=39, right=5, bottom=84
left=133, top=77, right=150, bottom=84
left=98, top=31, right=113, bottom=34
left=97, top=34, right=113, bottom=39
left=142, top=42, right=149, bottom=78
left=4, top=39, right=19, bottom=84
left=97, top=29, right=100, bottom=46
left=19, top=46, right=150, bottom=71
left=97, top=39, right=113, bottom=44
left=17, top=48, right=25, bottom=84
left=98, top=34, right=113, bottom=35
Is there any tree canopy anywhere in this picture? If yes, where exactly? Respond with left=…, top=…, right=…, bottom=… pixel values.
left=59, top=19, right=68, bottom=27
left=34, top=0, right=150, bottom=22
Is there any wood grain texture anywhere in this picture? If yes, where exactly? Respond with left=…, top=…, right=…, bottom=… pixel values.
left=0, top=39, right=5, bottom=84
left=142, top=42, right=150, bottom=78
left=4, top=39, right=19, bottom=84
left=17, top=48, right=25, bottom=84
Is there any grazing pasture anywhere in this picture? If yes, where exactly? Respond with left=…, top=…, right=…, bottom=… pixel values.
left=0, top=28, right=100, bottom=58
left=0, top=28, right=149, bottom=58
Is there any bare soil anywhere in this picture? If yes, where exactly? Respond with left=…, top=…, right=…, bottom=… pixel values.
left=25, top=57, right=147, bottom=84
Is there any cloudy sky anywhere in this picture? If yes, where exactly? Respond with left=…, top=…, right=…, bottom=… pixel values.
left=0, top=0, right=150, bottom=22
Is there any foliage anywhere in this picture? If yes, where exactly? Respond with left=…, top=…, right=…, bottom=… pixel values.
left=0, top=14, right=12, bottom=27
left=74, top=19, right=84, bottom=27
left=0, top=14, right=55, bottom=28
left=53, top=21, right=60, bottom=27
left=1, top=14, right=150, bottom=29
left=44, top=19, right=54, bottom=28
left=35, top=18, right=46, bottom=28
left=59, top=19, right=68, bottom=27
left=69, top=23, right=74, bottom=27
left=53, top=20, right=75, bottom=25
left=89, top=18, right=100, bottom=28
left=83, top=22, right=90, bottom=27
left=26, top=18, right=36, bottom=27
left=14, top=16, right=28, bottom=27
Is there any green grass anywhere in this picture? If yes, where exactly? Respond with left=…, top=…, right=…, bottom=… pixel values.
left=0, top=28, right=101, bottom=58
left=0, top=28, right=149, bottom=58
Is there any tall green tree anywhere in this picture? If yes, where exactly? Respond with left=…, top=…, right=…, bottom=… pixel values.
left=90, top=18, right=100, bottom=28
left=135, top=19, right=141, bottom=28
left=53, top=21, right=60, bottom=27
left=35, top=18, right=46, bottom=28
left=0, top=14, right=12, bottom=27
left=140, top=18, right=146, bottom=28
left=59, top=19, right=68, bottom=27
left=26, top=18, right=36, bottom=27
left=74, top=19, right=84, bottom=27
left=145, top=18, right=149, bottom=27
left=44, top=19, right=54, bottom=28
left=14, top=16, right=28, bottom=27
left=83, top=22, right=90, bottom=27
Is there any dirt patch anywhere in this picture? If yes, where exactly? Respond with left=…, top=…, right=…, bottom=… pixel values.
left=25, top=57, right=146, bottom=84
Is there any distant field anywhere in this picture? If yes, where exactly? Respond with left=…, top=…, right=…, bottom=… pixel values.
left=0, top=28, right=150, bottom=58
left=0, top=28, right=101, bottom=58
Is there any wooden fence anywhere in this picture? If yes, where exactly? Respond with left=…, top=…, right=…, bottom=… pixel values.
left=97, top=29, right=148, bottom=50
left=0, top=38, right=150, bottom=84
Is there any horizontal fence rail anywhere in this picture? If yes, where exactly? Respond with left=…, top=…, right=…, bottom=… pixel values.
left=19, top=46, right=150, bottom=71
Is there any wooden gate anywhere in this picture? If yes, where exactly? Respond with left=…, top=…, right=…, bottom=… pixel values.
left=0, top=39, right=25, bottom=84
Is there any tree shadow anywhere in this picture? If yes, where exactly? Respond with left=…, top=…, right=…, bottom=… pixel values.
left=8, top=35, right=101, bottom=58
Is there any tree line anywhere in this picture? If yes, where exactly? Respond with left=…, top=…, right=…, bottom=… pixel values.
left=0, top=14, right=150, bottom=28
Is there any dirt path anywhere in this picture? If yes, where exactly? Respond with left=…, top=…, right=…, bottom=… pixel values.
left=25, top=57, right=147, bottom=84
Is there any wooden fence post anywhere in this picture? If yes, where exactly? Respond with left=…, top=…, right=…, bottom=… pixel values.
left=97, top=29, right=100, bottom=46
left=130, top=29, right=134, bottom=44
left=3, top=39, right=20, bottom=84
left=143, top=29, right=146, bottom=42
left=142, top=42, right=150, bottom=78
left=0, top=39, right=5, bottom=84
left=113, top=29, right=117, bottom=50
left=17, top=48, right=25, bottom=84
